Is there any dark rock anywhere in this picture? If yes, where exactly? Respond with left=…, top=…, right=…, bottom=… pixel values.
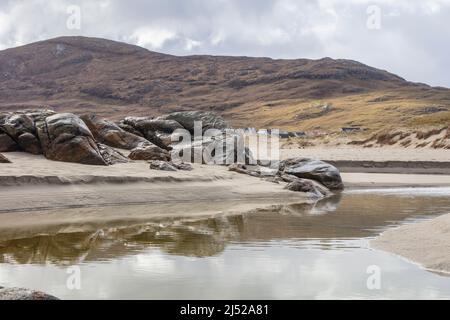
left=97, top=143, right=129, bottom=165
left=0, top=287, right=59, bottom=300
left=149, top=160, right=178, bottom=171
left=0, top=133, right=19, bottom=152
left=162, top=111, right=229, bottom=134
left=0, top=153, right=10, bottom=163
left=17, top=132, right=41, bottom=154
left=284, top=178, right=331, bottom=197
left=37, top=113, right=107, bottom=165
left=129, top=145, right=171, bottom=161
left=280, top=158, right=344, bottom=190
left=81, top=114, right=151, bottom=150
left=121, top=116, right=178, bottom=151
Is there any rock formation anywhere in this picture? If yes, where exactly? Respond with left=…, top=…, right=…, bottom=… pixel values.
left=0, top=287, right=59, bottom=300
left=81, top=113, right=151, bottom=150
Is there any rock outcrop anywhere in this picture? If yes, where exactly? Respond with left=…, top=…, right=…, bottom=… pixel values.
left=0, top=287, right=59, bottom=300
left=36, top=113, right=107, bottom=165
left=0, top=153, right=10, bottom=163
left=81, top=114, right=151, bottom=150
left=280, top=158, right=344, bottom=190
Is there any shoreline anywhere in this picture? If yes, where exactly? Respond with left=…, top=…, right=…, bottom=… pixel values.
left=371, top=213, right=450, bottom=275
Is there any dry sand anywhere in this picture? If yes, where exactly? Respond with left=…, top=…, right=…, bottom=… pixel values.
left=372, top=213, right=450, bottom=274
left=282, top=146, right=450, bottom=162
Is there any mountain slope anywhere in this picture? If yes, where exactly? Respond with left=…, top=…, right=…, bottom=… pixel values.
left=1, top=36, right=449, bottom=132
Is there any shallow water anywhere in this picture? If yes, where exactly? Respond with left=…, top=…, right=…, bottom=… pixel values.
left=1, top=188, right=450, bottom=299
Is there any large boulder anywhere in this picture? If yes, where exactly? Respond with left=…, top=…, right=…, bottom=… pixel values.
left=162, top=111, right=229, bottom=134
left=0, top=153, right=10, bottom=163
left=0, top=287, right=59, bottom=300
left=80, top=114, right=151, bottom=150
left=280, top=158, right=344, bottom=190
left=36, top=113, right=107, bottom=165
left=128, top=145, right=171, bottom=161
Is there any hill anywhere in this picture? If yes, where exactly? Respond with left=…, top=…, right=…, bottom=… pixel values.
left=1, top=36, right=449, bottom=132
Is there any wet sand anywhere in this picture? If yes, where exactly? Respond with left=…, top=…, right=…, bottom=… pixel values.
left=372, top=213, right=450, bottom=274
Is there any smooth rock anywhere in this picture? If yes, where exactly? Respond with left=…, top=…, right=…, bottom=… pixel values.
left=281, top=158, right=344, bottom=190
left=81, top=114, right=151, bottom=150
left=37, top=113, right=107, bottom=165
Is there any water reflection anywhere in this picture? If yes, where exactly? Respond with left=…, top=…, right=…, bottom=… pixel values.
left=1, top=192, right=450, bottom=265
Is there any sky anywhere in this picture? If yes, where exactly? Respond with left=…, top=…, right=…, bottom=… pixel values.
left=0, top=0, right=449, bottom=87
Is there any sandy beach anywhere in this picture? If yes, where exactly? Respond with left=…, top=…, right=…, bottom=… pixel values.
left=372, top=213, right=450, bottom=275
left=2, top=149, right=450, bottom=276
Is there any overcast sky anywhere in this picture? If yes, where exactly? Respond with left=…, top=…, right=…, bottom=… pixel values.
left=0, top=0, right=449, bottom=87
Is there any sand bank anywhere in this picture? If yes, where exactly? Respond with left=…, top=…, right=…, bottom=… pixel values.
left=372, top=213, right=450, bottom=274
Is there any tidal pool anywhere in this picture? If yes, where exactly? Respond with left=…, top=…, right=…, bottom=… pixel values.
left=1, top=188, right=450, bottom=299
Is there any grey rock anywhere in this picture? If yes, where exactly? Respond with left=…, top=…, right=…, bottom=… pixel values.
left=149, top=160, right=178, bottom=171
left=81, top=114, right=151, bottom=150
left=0, top=287, right=59, bottom=300
left=281, top=158, right=344, bottom=190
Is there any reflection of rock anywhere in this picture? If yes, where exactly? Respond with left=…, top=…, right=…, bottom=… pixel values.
left=0, top=287, right=59, bottom=300
left=284, top=178, right=330, bottom=198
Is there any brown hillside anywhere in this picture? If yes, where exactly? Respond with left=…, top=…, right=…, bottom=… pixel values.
left=1, top=36, right=449, bottom=132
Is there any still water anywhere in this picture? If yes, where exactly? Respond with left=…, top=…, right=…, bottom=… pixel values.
left=1, top=188, right=450, bottom=299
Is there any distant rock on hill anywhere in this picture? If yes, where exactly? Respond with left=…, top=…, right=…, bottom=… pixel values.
left=0, top=36, right=449, bottom=132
